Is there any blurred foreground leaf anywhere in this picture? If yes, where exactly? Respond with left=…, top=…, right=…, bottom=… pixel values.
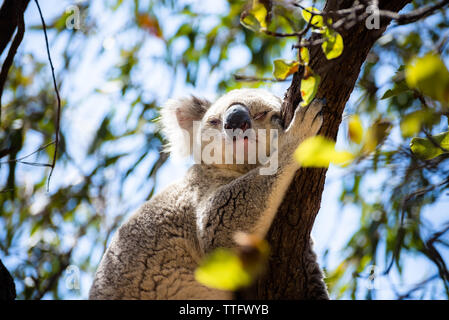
left=405, top=53, right=449, bottom=103
left=362, top=119, right=392, bottom=153
left=294, top=135, right=354, bottom=168
left=348, top=115, right=364, bottom=144
left=195, top=234, right=269, bottom=291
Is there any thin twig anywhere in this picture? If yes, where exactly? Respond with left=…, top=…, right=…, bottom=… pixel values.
left=262, top=29, right=304, bottom=37
left=34, top=0, right=62, bottom=192
left=0, top=141, right=55, bottom=164
left=397, top=274, right=440, bottom=300
left=233, top=74, right=290, bottom=82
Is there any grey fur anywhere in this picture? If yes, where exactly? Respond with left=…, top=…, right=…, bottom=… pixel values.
left=89, top=89, right=327, bottom=300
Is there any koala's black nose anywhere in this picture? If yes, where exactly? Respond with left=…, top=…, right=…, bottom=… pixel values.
left=224, top=104, right=251, bottom=131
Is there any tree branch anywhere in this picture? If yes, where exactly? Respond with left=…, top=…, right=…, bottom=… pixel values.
left=379, top=0, right=449, bottom=25
left=0, top=0, right=29, bottom=123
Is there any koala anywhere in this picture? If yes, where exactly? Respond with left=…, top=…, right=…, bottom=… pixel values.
left=89, top=88, right=327, bottom=300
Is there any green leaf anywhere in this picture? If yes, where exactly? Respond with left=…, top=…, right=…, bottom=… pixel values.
left=301, top=7, right=323, bottom=27
left=405, top=53, right=449, bottom=103
left=240, top=0, right=268, bottom=31
left=195, top=248, right=252, bottom=291
left=348, top=115, right=364, bottom=144
left=273, top=59, right=299, bottom=80
left=300, top=70, right=320, bottom=106
left=410, top=131, right=449, bottom=160
left=321, top=28, right=344, bottom=60
left=294, top=135, right=354, bottom=168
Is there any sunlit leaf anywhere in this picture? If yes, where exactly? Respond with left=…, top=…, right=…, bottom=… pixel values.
left=300, top=69, right=320, bottom=106
left=405, top=53, right=449, bottom=103
left=294, top=135, right=354, bottom=168
left=410, top=131, right=449, bottom=160
left=299, top=47, right=310, bottom=65
left=348, top=115, right=364, bottom=144
left=301, top=7, right=323, bottom=27
left=273, top=59, right=299, bottom=80
left=240, top=0, right=269, bottom=31
left=321, top=28, right=344, bottom=60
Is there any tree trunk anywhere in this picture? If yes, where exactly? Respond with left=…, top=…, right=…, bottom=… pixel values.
left=0, top=259, right=16, bottom=300
left=0, top=0, right=30, bottom=55
left=244, top=0, right=411, bottom=299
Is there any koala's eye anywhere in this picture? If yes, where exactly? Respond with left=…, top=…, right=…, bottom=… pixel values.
left=208, top=119, right=221, bottom=126
left=271, top=114, right=283, bottom=127
left=254, top=111, right=269, bottom=120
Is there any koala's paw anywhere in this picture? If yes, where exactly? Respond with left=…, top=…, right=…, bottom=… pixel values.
left=286, top=98, right=325, bottom=141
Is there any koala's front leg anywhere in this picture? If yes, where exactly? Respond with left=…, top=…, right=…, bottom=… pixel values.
left=198, top=99, right=324, bottom=252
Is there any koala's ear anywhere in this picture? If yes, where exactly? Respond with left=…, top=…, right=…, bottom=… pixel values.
left=160, top=96, right=211, bottom=158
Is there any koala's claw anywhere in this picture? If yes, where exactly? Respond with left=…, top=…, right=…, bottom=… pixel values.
left=304, top=98, right=324, bottom=122
left=285, top=97, right=325, bottom=140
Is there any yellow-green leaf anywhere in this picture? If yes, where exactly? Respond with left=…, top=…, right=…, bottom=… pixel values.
left=273, top=59, right=299, bottom=80
left=410, top=131, right=449, bottom=160
left=348, top=115, right=364, bottom=144
left=195, top=248, right=252, bottom=291
left=294, top=135, right=354, bottom=168
left=405, top=53, right=449, bottom=103
left=299, top=47, right=310, bottom=65
left=240, top=0, right=268, bottom=31
left=400, top=110, right=440, bottom=138
left=321, top=28, right=344, bottom=60
left=300, top=72, right=320, bottom=106
left=301, top=7, right=323, bottom=27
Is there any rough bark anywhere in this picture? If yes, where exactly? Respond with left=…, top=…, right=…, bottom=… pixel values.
left=244, top=0, right=412, bottom=299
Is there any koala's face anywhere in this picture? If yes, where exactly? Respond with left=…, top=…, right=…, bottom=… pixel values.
left=202, top=89, right=283, bottom=133
left=161, top=88, right=284, bottom=173
left=198, top=89, right=283, bottom=172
